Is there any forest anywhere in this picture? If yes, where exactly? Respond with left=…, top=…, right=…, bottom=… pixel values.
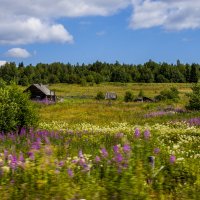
left=0, top=60, right=199, bottom=85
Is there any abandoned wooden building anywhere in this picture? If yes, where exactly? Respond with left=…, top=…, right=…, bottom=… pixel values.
left=105, top=92, right=117, bottom=100
left=24, top=84, right=56, bottom=102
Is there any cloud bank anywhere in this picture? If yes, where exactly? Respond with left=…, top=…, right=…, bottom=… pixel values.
left=0, top=0, right=200, bottom=45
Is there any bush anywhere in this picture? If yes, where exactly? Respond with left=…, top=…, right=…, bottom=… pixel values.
left=186, top=84, right=200, bottom=110
left=138, top=89, right=144, bottom=97
left=0, top=84, right=38, bottom=133
left=124, top=91, right=134, bottom=102
left=95, top=91, right=105, bottom=100
left=155, top=87, right=179, bottom=102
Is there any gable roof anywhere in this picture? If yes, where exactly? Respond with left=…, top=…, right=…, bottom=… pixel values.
left=32, top=84, right=53, bottom=96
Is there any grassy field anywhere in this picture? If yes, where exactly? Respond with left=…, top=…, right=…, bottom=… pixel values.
left=38, top=83, right=197, bottom=126
left=49, top=82, right=192, bottom=98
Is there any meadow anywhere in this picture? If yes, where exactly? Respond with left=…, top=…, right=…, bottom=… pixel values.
left=40, top=82, right=194, bottom=124
left=0, top=83, right=200, bottom=199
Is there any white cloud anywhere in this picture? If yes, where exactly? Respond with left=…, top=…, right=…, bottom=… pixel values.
left=0, top=0, right=131, bottom=18
left=0, top=0, right=130, bottom=45
left=0, top=17, right=73, bottom=45
left=130, top=0, right=200, bottom=30
left=5, top=48, right=31, bottom=58
left=130, top=0, right=168, bottom=29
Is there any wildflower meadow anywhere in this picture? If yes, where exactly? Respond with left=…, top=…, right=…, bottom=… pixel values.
left=0, top=83, right=200, bottom=199
left=0, top=122, right=199, bottom=199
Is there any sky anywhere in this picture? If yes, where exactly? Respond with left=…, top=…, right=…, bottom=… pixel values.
left=1, top=0, right=200, bottom=66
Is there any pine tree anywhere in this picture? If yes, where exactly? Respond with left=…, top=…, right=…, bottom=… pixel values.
left=190, top=64, right=198, bottom=83
left=185, top=64, right=190, bottom=82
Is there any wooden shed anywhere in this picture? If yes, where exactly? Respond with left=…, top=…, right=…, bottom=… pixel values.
left=105, top=92, right=117, bottom=100
left=24, top=84, right=56, bottom=102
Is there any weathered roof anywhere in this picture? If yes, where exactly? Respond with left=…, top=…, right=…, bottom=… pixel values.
left=33, top=84, right=53, bottom=96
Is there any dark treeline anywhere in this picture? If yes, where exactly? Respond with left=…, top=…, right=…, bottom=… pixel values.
left=0, top=60, right=199, bottom=86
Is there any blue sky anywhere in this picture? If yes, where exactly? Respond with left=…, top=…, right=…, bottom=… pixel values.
left=0, top=0, right=200, bottom=66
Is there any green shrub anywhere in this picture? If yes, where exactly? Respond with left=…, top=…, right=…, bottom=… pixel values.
left=155, top=87, right=179, bottom=102
left=96, top=91, right=105, bottom=100
left=0, top=84, right=38, bottom=133
left=124, top=91, right=134, bottom=102
left=186, top=84, right=200, bottom=110
left=80, top=78, right=87, bottom=86
left=138, top=89, right=144, bottom=97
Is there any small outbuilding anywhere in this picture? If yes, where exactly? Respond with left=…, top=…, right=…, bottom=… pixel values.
left=24, top=84, right=56, bottom=102
left=105, top=92, right=117, bottom=100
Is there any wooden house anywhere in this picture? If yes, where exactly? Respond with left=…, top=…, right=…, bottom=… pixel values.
left=24, top=84, right=56, bottom=102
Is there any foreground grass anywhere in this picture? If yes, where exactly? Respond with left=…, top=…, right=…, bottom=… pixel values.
left=0, top=123, right=199, bottom=199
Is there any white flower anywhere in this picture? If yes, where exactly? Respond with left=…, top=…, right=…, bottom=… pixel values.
left=176, top=157, right=184, bottom=162
left=1, top=166, right=10, bottom=173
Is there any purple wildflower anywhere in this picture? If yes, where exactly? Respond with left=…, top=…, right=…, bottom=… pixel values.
left=145, top=111, right=174, bottom=118
left=72, top=159, right=78, bottom=164
left=153, top=148, right=160, bottom=155
left=187, top=117, right=200, bottom=126
left=19, top=127, right=26, bottom=135
left=19, top=152, right=25, bottom=162
left=9, top=155, right=18, bottom=170
left=82, top=163, right=90, bottom=172
left=144, top=129, right=150, bottom=140
left=114, top=153, right=123, bottom=163
left=123, top=144, right=131, bottom=153
left=170, top=155, right=176, bottom=164
left=79, top=158, right=86, bottom=166
left=67, top=168, right=74, bottom=177
left=58, top=161, right=65, bottom=167
left=101, top=148, right=108, bottom=158
left=28, top=151, right=35, bottom=160
left=31, top=138, right=41, bottom=150
left=95, top=156, right=101, bottom=163
left=134, top=128, right=140, bottom=138
left=113, top=145, right=120, bottom=153
left=78, top=150, right=84, bottom=158
left=122, top=162, right=128, bottom=169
